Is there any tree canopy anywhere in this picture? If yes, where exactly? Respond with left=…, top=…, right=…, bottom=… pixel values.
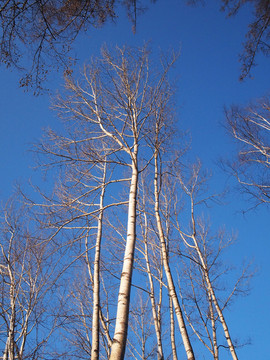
left=0, top=0, right=269, bottom=91
left=0, top=0, right=152, bottom=90
left=222, top=0, right=270, bottom=80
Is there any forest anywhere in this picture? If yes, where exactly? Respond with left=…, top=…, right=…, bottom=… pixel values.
left=0, top=1, right=269, bottom=359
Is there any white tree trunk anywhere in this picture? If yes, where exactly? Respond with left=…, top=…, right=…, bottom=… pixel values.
left=208, top=293, right=218, bottom=360
left=91, top=164, right=107, bottom=360
left=169, top=296, right=178, bottom=360
left=191, top=226, right=238, bottom=360
left=109, top=154, right=138, bottom=360
left=143, top=213, right=164, bottom=360
left=202, top=261, right=238, bottom=360
left=154, top=154, right=195, bottom=360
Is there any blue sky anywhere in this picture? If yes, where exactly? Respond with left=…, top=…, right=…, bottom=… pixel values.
left=0, top=0, right=269, bottom=358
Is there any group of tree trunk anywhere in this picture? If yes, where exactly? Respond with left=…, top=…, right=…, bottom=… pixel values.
left=1, top=1, right=269, bottom=359
left=0, top=46, right=252, bottom=359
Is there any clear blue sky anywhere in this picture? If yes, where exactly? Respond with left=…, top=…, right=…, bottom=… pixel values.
left=0, top=0, right=269, bottom=358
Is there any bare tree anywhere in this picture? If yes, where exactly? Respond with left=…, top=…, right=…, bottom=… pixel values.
left=137, top=179, right=165, bottom=360
left=0, top=199, right=57, bottom=360
left=225, top=96, right=270, bottom=207
left=33, top=144, right=119, bottom=358
left=34, top=45, right=179, bottom=359
left=89, top=161, right=107, bottom=360
left=149, top=100, right=195, bottom=359
left=176, top=162, right=252, bottom=359
left=24, top=44, right=254, bottom=359
left=153, top=153, right=194, bottom=360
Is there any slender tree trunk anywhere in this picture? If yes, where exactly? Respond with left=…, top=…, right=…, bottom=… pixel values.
left=9, top=287, right=15, bottom=360
left=3, top=339, right=8, bottom=360
left=154, top=153, right=195, bottom=360
left=178, top=171, right=239, bottom=360
left=109, top=150, right=138, bottom=360
left=143, top=212, right=164, bottom=360
left=99, top=307, right=113, bottom=349
left=191, top=230, right=238, bottom=360
left=6, top=248, right=16, bottom=360
left=208, top=293, right=218, bottom=360
left=157, top=261, right=163, bottom=356
left=86, top=234, right=113, bottom=352
left=91, top=163, right=107, bottom=360
left=169, top=296, right=178, bottom=360
left=202, top=264, right=238, bottom=360
left=19, top=309, right=31, bottom=358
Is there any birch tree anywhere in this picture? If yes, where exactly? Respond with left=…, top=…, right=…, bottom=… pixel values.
left=176, top=162, right=251, bottom=359
left=137, top=180, right=165, bottom=360
left=29, top=44, right=253, bottom=359
left=226, top=96, right=270, bottom=207
left=149, top=105, right=195, bottom=359
left=35, top=45, right=180, bottom=359
left=0, top=199, right=57, bottom=360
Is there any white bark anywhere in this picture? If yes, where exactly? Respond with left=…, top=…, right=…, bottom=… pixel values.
left=6, top=236, right=16, bottom=360
left=208, top=292, right=218, bottom=360
left=91, top=163, right=107, bottom=360
left=202, top=264, right=238, bottom=360
left=109, top=151, right=138, bottom=360
left=179, top=184, right=238, bottom=360
left=189, top=209, right=238, bottom=360
left=143, top=212, right=164, bottom=360
left=154, top=154, right=195, bottom=360
left=169, top=296, right=178, bottom=360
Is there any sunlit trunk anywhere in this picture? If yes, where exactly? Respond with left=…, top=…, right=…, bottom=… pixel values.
left=91, top=163, right=107, bottom=360
left=169, top=296, right=178, bottom=360
left=208, top=293, right=218, bottom=360
left=154, top=153, right=195, bottom=360
left=143, top=212, right=164, bottom=360
left=109, top=149, right=138, bottom=360
left=192, top=232, right=238, bottom=360
left=8, top=266, right=15, bottom=360
left=203, top=264, right=238, bottom=360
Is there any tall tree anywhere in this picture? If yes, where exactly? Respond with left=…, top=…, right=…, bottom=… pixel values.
left=152, top=122, right=195, bottom=359
left=0, top=199, right=58, bottom=360
left=175, top=162, right=251, bottom=359
left=137, top=182, right=165, bottom=360
left=36, top=45, right=181, bottom=359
